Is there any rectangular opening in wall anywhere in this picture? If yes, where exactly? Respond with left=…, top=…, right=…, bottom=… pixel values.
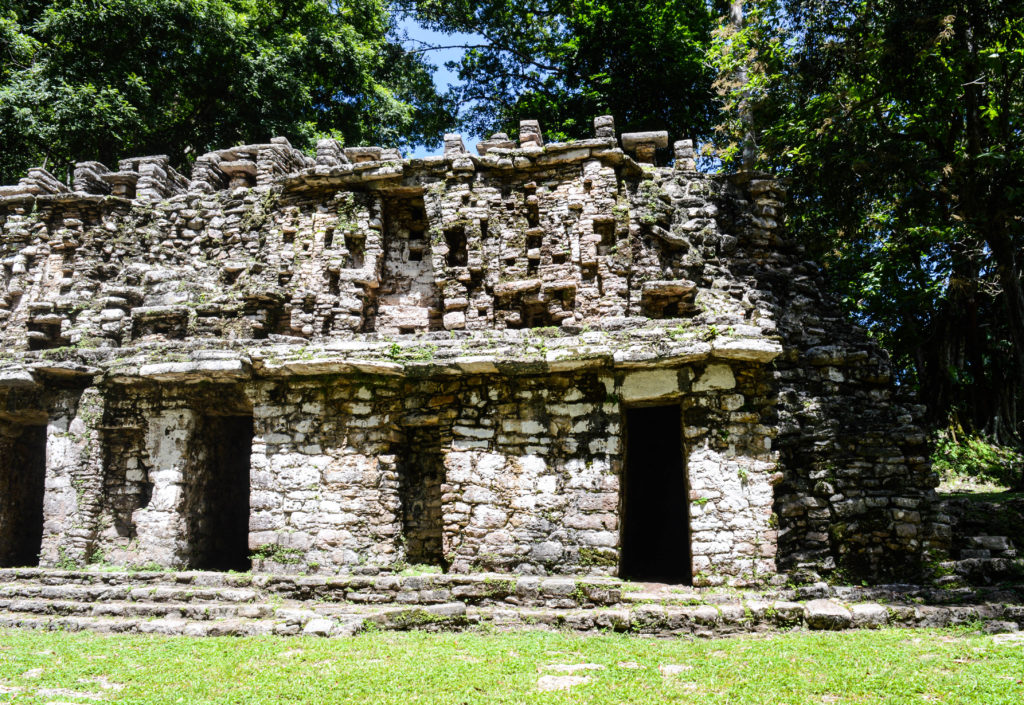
left=0, top=423, right=47, bottom=568
left=372, top=195, right=443, bottom=334
left=444, top=225, right=468, bottom=266
left=397, top=426, right=447, bottom=569
left=620, top=404, right=691, bottom=583
left=187, top=414, right=253, bottom=571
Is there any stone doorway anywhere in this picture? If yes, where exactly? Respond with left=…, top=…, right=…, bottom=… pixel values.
left=185, top=414, right=253, bottom=571
left=0, top=422, right=47, bottom=567
left=619, top=404, right=692, bottom=583
left=397, top=426, right=447, bottom=568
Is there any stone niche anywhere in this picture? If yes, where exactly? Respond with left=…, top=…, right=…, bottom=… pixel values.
left=397, top=425, right=446, bottom=567
left=369, top=193, right=443, bottom=334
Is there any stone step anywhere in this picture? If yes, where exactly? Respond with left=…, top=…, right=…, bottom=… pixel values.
left=952, top=557, right=1024, bottom=585
left=0, top=604, right=453, bottom=638
left=0, top=598, right=275, bottom=620
left=966, top=535, right=1015, bottom=551
left=620, top=590, right=734, bottom=605
left=0, top=597, right=1019, bottom=640
left=0, top=612, right=284, bottom=637
left=0, top=568, right=252, bottom=588
left=958, top=535, right=1019, bottom=561
left=0, top=569, right=625, bottom=607
left=0, top=583, right=259, bottom=604
left=1, top=569, right=1022, bottom=616
left=477, top=601, right=1024, bottom=634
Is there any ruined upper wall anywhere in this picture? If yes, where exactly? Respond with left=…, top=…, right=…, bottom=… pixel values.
left=0, top=116, right=781, bottom=357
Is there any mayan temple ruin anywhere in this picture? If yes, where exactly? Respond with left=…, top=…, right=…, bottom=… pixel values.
left=0, top=116, right=947, bottom=588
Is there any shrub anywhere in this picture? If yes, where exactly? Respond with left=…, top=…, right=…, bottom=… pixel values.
left=932, top=432, right=1024, bottom=489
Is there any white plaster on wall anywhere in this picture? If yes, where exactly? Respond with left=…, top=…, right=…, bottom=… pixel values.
left=693, top=364, right=736, bottom=392
left=619, top=370, right=679, bottom=401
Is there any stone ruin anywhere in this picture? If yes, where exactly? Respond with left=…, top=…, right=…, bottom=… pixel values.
left=0, top=117, right=947, bottom=587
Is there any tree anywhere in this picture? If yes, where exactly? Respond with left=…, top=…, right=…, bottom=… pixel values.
left=711, top=0, right=1024, bottom=458
left=0, top=0, right=454, bottom=183
left=398, top=0, right=717, bottom=142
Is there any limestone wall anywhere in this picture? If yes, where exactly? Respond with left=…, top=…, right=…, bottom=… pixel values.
left=0, top=118, right=945, bottom=584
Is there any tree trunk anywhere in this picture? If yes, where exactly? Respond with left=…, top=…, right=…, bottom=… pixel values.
left=729, top=1, right=758, bottom=170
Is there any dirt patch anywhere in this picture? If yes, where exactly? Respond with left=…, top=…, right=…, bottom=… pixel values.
left=537, top=675, right=591, bottom=691
left=36, top=687, right=105, bottom=700
left=541, top=663, right=604, bottom=673
left=659, top=664, right=694, bottom=676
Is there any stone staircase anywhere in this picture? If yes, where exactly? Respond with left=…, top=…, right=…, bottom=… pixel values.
left=2, top=568, right=1023, bottom=638
left=940, top=535, right=1024, bottom=587
left=938, top=494, right=1024, bottom=587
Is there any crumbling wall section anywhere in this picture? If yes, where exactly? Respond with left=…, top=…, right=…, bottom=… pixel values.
left=712, top=176, right=940, bottom=581
left=87, top=382, right=253, bottom=569
left=37, top=386, right=107, bottom=568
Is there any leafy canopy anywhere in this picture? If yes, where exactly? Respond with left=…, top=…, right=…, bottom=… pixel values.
left=0, top=0, right=454, bottom=183
left=711, top=0, right=1024, bottom=446
left=399, top=0, right=717, bottom=142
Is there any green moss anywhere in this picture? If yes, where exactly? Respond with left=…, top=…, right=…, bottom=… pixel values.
left=481, top=577, right=516, bottom=598
left=579, top=547, right=618, bottom=567
left=250, top=543, right=304, bottom=565
left=386, top=609, right=458, bottom=630
left=384, top=342, right=437, bottom=362
left=238, top=189, right=280, bottom=231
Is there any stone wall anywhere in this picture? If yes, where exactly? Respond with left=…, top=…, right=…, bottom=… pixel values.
left=0, top=117, right=945, bottom=584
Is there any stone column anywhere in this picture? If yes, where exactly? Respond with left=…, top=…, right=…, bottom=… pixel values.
left=39, top=387, right=107, bottom=567
left=131, top=408, right=198, bottom=567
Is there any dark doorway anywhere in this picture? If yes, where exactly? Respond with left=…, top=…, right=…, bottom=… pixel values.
left=187, top=415, right=253, bottom=571
left=397, top=427, right=447, bottom=568
left=620, top=405, right=691, bottom=583
left=0, top=423, right=47, bottom=567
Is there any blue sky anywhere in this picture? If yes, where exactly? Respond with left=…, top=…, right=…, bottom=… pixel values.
left=397, top=16, right=484, bottom=157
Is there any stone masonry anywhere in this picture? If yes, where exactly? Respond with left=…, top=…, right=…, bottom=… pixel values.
left=0, top=118, right=945, bottom=586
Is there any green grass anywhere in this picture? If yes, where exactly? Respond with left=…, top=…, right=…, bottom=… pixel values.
left=0, top=628, right=1022, bottom=703
left=940, top=487, right=1024, bottom=503
left=938, top=474, right=1021, bottom=499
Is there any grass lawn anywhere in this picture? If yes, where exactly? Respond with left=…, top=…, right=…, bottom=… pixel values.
left=0, top=627, right=1022, bottom=704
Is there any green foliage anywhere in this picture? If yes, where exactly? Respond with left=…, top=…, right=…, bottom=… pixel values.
left=578, top=547, right=617, bottom=567
left=710, top=0, right=1024, bottom=447
left=54, top=546, right=77, bottom=570
left=399, top=0, right=717, bottom=142
left=250, top=543, right=304, bottom=564
left=0, top=0, right=454, bottom=183
left=128, top=561, right=167, bottom=573
left=932, top=431, right=1024, bottom=489
left=385, top=342, right=437, bottom=361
